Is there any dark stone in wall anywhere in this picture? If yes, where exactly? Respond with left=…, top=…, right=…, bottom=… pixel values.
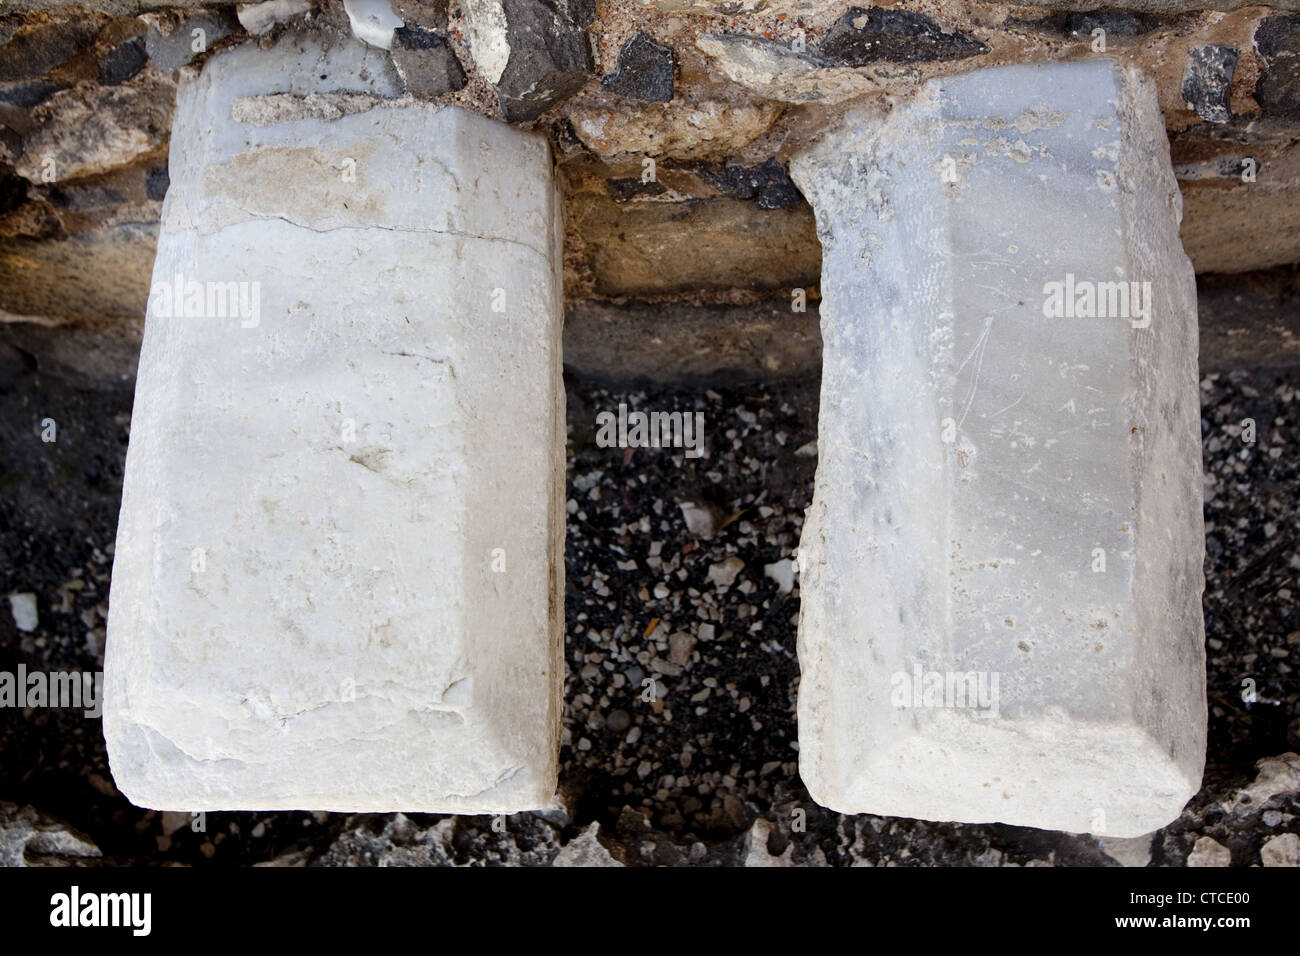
left=1014, top=12, right=1162, bottom=41
left=98, top=35, right=146, bottom=86
left=0, top=165, right=28, bottom=216
left=495, top=0, right=596, bottom=123
left=550, top=117, right=587, bottom=157
left=1183, top=45, right=1237, bottom=124
left=819, top=7, right=986, bottom=67
left=606, top=177, right=666, bottom=202
left=1060, top=12, right=1161, bottom=37
left=1255, top=15, right=1300, bottom=120
left=392, top=0, right=449, bottom=33
left=390, top=26, right=465, bottom=98
left=145, top=166, right=168, bottom=202
left=47, top=182, right=125, bottom=211
left=0, top=17, right=102, bottom=83
left=601, top=32, right=674, bottom=102
left=695, top=159, right=803, bottom=210
left=144, top=10, right=240, bottom=74
left=1256, top=14, right=1300, bottom=59
left=393, top=24, right=449, bottom=50
left=0, top=77, right=61, bottom=108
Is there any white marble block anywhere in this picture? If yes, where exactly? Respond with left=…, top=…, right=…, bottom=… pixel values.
left=791, top=62, right=1206, bottom=837
left=104, top=36, right=565, bottom=813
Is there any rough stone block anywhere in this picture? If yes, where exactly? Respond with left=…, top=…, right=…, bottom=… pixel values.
left=1256, top=14, right=1300, bottom=121
left=0, top=15, right=103, bottom=83
left=390, top=26, right=466, bottom=98
left=791, top=61, right=1206, bottom=836
left=464, top=0, right=595, bottom=122
left=104, top=37, right=565, bottom=813
left=600, top=32, right=675, bottom=102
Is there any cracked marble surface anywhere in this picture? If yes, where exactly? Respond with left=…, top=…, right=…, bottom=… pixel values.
left=103, top=35, right=566, bottom=813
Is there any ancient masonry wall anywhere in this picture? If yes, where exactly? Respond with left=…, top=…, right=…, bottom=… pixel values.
left=1, top=0, right=1299, bottom=383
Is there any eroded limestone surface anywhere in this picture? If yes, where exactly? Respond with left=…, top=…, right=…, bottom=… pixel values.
left=104, top=35, right=565, bottom=813
left=792, top=61, right=1206, bottom=837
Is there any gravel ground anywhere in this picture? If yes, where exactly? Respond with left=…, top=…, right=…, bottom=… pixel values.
left=0, top=348, right=1297, bottom=866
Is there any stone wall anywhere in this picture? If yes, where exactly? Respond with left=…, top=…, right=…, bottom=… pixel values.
left=2, top=0, right=1299, bottom=381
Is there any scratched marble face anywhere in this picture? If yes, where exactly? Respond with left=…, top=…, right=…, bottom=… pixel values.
left=791, top=61, right=1206, bottom=838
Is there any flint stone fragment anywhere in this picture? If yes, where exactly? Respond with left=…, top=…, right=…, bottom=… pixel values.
left=819, top=7, right=987, bottom=67
left=695, top=157, right=802, bottom=209
left=605, top=177, right=666, bottom=202
left=465, top=0, right=596, bottom=122
left=1255, top=15, right=1300, bottom=120
left=145, top=165, right=169, bottom=200
left=1182, top=45, right=1237, bottom=124
left=1013, top=12, right=1160, bottom=42
left=601, top=32, right=675, bottom=102
left=99, top=35, right=148, bottom=86
left=390, top=25, right=466, bottom=97
left=792, top=61, right=1205, bottom=837
left=104, top=36, right=565, bottom=813
left=0, top=78, right=62, bottom=107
